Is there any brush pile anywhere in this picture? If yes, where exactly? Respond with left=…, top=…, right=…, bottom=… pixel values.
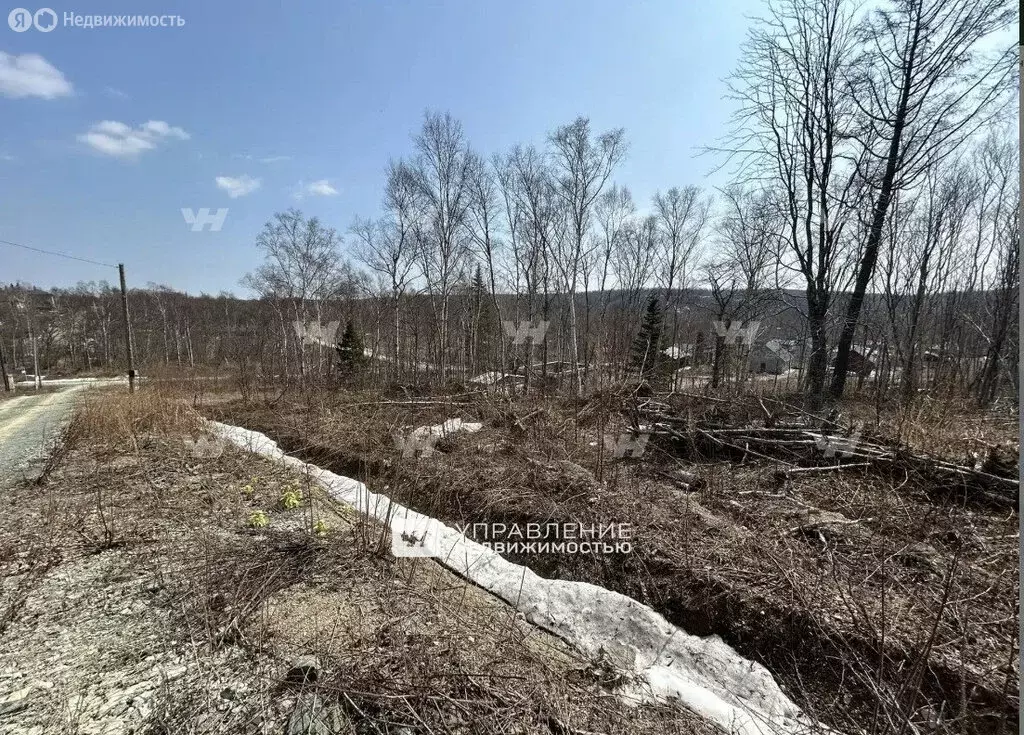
left=635, top=403, right=1019, bottom=510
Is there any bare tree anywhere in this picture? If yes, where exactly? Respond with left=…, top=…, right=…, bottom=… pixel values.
left=495, top=144, right=560, bottom=389
left=654, top=186, right=711, bottom=301
left=591, top=185, right=635, bottom=378
left=465, top=152, right=506, bottom=373
left=717, top=0, right=866, bottom=408
left=706, top=186, right=781, bottom=388
left=548, top=117, right=626, bottom=394
left=829, top=0, right=1016, bottom=397
left=351, top=159, right=420, bottom=377
left=971, top=134, right=1019, bottom=404
left=653, top=185, right=712, bottom=371
left=614, top=215, right=658, bottom=312
left=594, top=185, right=635, bottom=295
left=242, top=208, right=350, bottom=380
left=410, top=111, right=475, bottom=381
left=883, top=164, right=977, bottom=400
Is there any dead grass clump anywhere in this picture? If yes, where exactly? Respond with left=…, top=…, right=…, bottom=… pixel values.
left=66, top=389, right=203, bottom=450
left=0, top=537, right=62, bottom=637
left=263, top=549, right=719, bottom=735
left=161, top=530, right=356, bottom=650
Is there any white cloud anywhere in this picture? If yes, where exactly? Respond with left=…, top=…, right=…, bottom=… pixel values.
left=293, top=179, right=339, bottom=199
left=307, top=179, right=339, bottom=196
left=0, top=52, right=72, bottom=99
left=139, top=120, right=188, bottom=139
left=77, top=119, right=190, bottom=158
left=0, top=153, right=14, bottom=162
left=103, top=86, right=129, bottom=99
left=215, top=175, right=261, bottom=198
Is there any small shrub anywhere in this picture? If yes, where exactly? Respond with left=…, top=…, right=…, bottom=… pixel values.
left=280, top=488, right=303, bottom=510
left=248, top=510, right=269, bottom=528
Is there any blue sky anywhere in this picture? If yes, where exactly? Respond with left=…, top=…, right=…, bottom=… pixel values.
left=1, top=0, right=754, bottom=295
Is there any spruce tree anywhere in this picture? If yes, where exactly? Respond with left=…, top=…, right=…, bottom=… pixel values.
left=471, top=264, right=487, bottom=306
left=631, top=297, right=664, bottom=377
left=470, top=263, right=499, bottom=371
left=335, top=321, right=366, bottom=376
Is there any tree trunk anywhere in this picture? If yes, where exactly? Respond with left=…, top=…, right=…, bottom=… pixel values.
left=830, top=18, right=919, bottom=400
left=806, top=303, right=830, bottom=411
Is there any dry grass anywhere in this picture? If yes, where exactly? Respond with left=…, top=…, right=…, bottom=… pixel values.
left=0, top=386, right=721, bottom=735
left=204, top=386, right=1019, bottom=735
left=65, top=386, right=203, bottom=449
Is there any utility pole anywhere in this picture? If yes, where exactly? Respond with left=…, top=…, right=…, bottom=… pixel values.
left=0, top=330, right=9, bottom=392
left=29, top=317, right=39, bottom=389
left=11, top=298, right=40, bottom=389
left=119, top=263, right=135, bottom=393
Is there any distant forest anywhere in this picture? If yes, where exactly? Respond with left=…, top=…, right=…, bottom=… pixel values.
left=0, top=270, right=1015, bottom=406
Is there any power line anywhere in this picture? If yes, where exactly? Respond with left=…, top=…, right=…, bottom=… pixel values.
left=0, top=238, right=118, bottom=270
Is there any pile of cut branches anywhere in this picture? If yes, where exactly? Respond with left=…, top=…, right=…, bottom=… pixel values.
left=636, top=405, right=1019, bottom=510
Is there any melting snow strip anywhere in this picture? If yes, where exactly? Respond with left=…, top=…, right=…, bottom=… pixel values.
left=210, top=420, right=831, bottom=735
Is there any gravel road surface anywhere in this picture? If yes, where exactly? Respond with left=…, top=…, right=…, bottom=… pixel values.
left=0, top=380, right=120, bottom=490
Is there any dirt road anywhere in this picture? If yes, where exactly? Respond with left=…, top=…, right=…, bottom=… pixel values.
left=0, top=380, right=118, bottom=489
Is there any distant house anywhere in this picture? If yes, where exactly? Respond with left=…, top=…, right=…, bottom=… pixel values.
left=662, top=344, right=697, bottom=367
left=922, top=346, right=951, bottom=364
left=748, top=344, right=791, bottom=375
left=847, top=349, right=876, bottom=377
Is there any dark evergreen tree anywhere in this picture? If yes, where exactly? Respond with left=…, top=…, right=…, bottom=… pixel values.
left=693, top=330, right=707, bottom=365
left=471, top=264, right=487, bottom=306
left=335, top=321, right=366, bottom=376
left=631, top=297, right=664, bottom=377
left=465, top=263, right=499, bottom=374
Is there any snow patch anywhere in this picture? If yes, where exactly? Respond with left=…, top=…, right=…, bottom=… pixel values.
left=210, top=420, right=829, bottom=735
left=468, top=371, right=524, bottom=386
left=408, top=417, right=482, bottom=442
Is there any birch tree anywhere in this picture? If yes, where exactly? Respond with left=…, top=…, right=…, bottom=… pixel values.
left=241, top=209, right=349, bottom=380
left=653, top=186, right=712, bottom=366
left=411, top=112, right=474, bottom=381
left=548, top=117, right=626, bottom=394
left=351, top=159, right=420, bottom=376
